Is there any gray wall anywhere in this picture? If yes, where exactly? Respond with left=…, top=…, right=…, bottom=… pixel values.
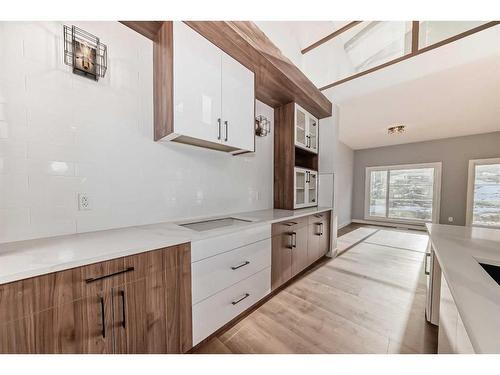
left=352, top=131, right=500, bottom=226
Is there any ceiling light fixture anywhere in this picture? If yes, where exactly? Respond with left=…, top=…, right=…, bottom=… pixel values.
left=387, top=125, right=406, bottom=135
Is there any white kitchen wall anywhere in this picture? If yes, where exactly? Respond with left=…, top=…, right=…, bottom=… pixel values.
left=319, top=104, right=354, bottom=228
left=0, top=21, right=274, bottom=243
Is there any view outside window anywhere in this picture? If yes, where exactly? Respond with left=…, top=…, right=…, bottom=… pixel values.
left=388, top=168, right=434, bottom=221
left=368, top=166, right=436, bottom=222
left=472, top=164, right=500, bottom=226
left=369, top=170, right=387, bottom=217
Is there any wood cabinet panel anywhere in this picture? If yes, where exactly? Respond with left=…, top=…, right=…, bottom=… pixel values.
left=0, top=293, right=112, bottom=354
left=165, top=243, right=193, bottom=353
left=271, top=232, right=293, bottom=291
left=113, top=275, right=167, bottom=354
left=291, top=225, right=309, bottom=277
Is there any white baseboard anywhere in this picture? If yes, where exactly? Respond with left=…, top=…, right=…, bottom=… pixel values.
left=351, top=219, right=426, bottom=232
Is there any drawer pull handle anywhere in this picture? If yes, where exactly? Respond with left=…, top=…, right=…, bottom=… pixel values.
left=314, top=214, right=323, bottom=218
left=85, top=267, right=135, bottom=284
left=99, top=295, right=106, bottom=338
left=283, top=221, right=298, bottom=227
left=120, top=289, right=126, bottom=329
left=231, top=261, right=250, bottom=270
left=231, top=293, right=250, bottom=305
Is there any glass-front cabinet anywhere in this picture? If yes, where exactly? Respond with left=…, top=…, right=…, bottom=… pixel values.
left=294, top=104, right=318, bottom=154
left=294, top=167, right=318, bottom=209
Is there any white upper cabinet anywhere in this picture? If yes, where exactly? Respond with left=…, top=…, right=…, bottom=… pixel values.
left=221, top=52, right=255, bottom=151
left=173, top=21, right=222, bottom=144
left=294, top=104, right=319, bottom=154
left=172, top=22, right=255, bottom=153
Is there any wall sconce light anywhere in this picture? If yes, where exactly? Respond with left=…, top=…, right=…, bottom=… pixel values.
left=63, top=25, right=107, bottom=81
left=255, top=115, right=271, bottom=137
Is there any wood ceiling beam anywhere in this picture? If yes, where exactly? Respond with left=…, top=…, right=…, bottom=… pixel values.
left=119, top=21, right=163, bottom=40
left=301, top=21, right=363, bottom=54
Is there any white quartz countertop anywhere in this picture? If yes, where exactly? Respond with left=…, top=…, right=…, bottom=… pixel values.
left=426, top=223, right=500, bottom=353
left=0, top=207, right=333, bottom=285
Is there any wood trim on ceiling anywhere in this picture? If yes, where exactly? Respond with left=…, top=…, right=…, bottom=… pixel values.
left=119, top=21, right=163, bottom=40
left=319, top=21, right=500, bottom=91
left=301, top=21, right=362, bottom=54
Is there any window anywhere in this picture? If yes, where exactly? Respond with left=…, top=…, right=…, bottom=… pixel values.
left=467, top=158, right=500, bottom=228
left=365, top=163, right=442, bottom=224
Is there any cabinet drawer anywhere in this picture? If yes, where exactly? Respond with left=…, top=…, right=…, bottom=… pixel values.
left=192, top=239, right=271, bottom=304
left=192, top=267, right=271, bottom=345
left=308, top=211, right=330, bottom=225
left=271, top=216, right=308, bottom=237
left=191, top=224, right=271, bottom=262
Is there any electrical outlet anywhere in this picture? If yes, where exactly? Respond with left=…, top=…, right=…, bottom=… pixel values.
left=78, top=193, right=91, bottom=211
left=448, top=217, right=454, bottom=223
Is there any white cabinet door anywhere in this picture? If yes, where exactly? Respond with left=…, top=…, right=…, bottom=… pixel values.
left=294, top=167, right=308, bottom=209
left=294, top=104, right=319, bottom=154
left=173, top=22, right=222, bottom=144
left=221, top=52, right=255, bottom=152
left=294, top=105, right=308, bottom=150
left=308, top=170, right=318, bottom=205
left=308, top=114, right=319, bottom=153
left=294, top=167, right=318, bottom=209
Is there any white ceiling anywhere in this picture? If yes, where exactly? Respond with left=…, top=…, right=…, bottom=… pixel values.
left=325, top=24, right=500, bottom=149
left=334, top=55, right=500, bottom=150
left=258, top=22, right=500, bottom=151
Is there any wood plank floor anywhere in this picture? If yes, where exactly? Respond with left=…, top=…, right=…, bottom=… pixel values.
left=194, top=229, right=438, bottom=354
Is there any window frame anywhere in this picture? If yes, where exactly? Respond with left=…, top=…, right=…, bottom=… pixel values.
left=364, top=162, right=442, bottom=225
left=466, top=158, right=500, bottom=228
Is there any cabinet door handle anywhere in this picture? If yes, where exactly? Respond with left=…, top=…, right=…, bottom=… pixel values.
left=120, top=290, right=126, bottom=329
left=99, top=296, right=106, bottom=338
left=231, top=293, right=250, bottom=306
left=217, top=118, right=221, bottom=140
left=425, top=253, right=431, bottom=276
left=224, top=120, right=228, bottom=142
left=320, top=223, right=324, bottom=236
left=315, top=222, right=322, bottom=236
left=287, top=232, right=297, bottom=249
left=283, top=221, right=298, bottom=227
left=85, top=267, right=135, bottom=284
left=231, top=261, right=250, bottom=270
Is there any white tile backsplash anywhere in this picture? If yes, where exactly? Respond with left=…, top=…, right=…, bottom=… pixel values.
left=0, top=21, right=274, bottom=243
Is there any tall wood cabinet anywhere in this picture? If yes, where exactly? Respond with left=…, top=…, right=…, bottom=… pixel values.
left=274, top=102, right=319, bottom=210
left=0, top=244, right=192, bottom=354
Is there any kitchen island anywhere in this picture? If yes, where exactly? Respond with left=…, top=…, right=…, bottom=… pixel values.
left=426, top=223, right=500, bottom=353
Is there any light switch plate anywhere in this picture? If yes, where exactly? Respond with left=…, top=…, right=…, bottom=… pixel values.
left=78, top=193, right=91, bottom=211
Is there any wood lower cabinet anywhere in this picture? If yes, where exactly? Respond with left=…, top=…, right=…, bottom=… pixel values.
left=0, top=292, right=112, bottom=354
left=291, top=225, right=309, bottom=277
left=271, top=211, right=331, bottom=291
left=0, top=243, right=192, bottom=354
left=271, top=232, right=293, bottom=290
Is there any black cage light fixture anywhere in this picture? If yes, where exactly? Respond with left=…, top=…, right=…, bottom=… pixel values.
left=64, top=25, right=107, bottom=81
